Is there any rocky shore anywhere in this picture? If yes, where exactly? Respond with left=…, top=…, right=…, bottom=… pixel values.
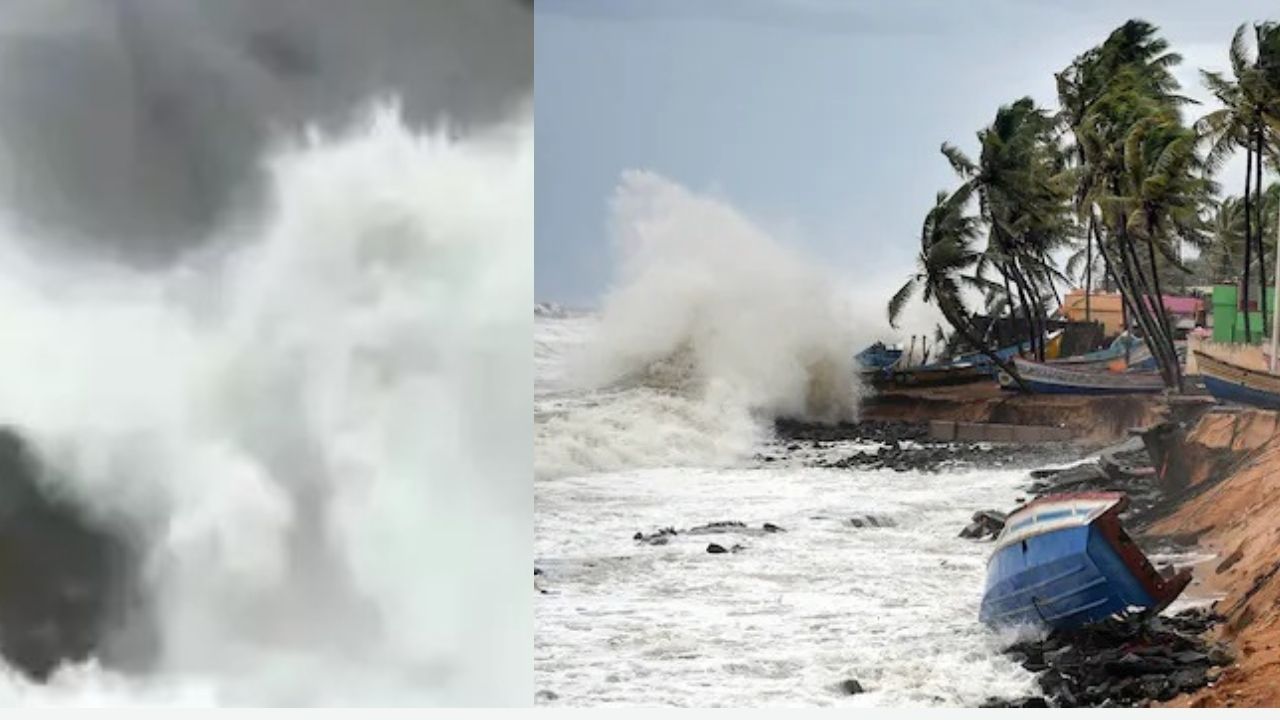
left=775, top=408, right=1246, bottom=708
left=982, top=609, right=1233, bottom=707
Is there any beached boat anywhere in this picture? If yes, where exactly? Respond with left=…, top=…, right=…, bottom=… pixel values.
left=1126, top=342, right=1187, bottom=372
left=1050, top=333, right=1142, bottom=371
left=855, top=342, right=903, bottom=371
left=1194, top=350, right=1280, bottom=410
left=886, top=362, right=988, bottom=388
left=980, top=492, right=1191, bottom=630
left=954, top=330, right=1064, bottom=370
left=998, top=357, right=1164, bottom=394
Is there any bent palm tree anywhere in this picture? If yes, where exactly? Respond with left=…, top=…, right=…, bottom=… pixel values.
left=888, top=187, right=1025, bottom=388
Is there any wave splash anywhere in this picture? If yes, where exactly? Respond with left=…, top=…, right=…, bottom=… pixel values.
left=536, top=171, right=859, bottom=480
left=0, top=101, right=532, bottom=705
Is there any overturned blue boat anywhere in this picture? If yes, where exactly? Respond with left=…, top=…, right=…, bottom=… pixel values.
left=979, top=492, right=1190, bottom=631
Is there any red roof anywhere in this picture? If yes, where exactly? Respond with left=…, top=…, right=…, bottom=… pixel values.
left=1139, top=295, right=1201, bottom=315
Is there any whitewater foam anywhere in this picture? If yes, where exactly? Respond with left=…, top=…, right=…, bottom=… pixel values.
left=535, top=172, right=861, bottom=480
left=0, top=101, right=531, bottom=705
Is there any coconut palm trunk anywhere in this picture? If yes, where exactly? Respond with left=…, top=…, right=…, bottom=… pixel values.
left=1257, top=126, right=1269, bottom=333
left=1244, top=145, right=1255, bottom=342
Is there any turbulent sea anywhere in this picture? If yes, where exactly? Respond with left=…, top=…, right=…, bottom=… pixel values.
left=533, top=172, right=1048, bottom=706
left=0, top=105, right=532, bottom=706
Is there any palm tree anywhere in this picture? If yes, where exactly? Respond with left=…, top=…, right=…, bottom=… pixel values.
left=1193, top=196, right=1247, bottom=284
left=1199, top=22, right=1280, bottom=336
left=888, top=186, right=1025, bottom=387
left=942, top=97, right=1074, bottom=361
left=1062, top=20, right=1197, bottom=390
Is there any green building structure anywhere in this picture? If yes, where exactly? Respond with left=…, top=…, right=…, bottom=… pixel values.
left=1211, top=285, right=1278, bottom=344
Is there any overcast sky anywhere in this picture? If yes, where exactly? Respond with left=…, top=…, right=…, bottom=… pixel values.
left=535, top=0, right=1277, bottom=307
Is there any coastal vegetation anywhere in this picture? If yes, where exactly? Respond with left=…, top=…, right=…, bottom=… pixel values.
left=891, top=18, right=1280, bottom=391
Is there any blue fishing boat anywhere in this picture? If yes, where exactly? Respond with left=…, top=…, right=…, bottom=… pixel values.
left=1194, top=350, right=1280, bottom=410
left=953, top=330, right=1064, bottom=373
left=980, top=492, right=1191, bottom=630
left=998, top=357, right=1165, bottom=394
left=855, top=342, right=903, bottom=371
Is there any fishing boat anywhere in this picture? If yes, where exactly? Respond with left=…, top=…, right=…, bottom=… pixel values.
left=980, top=492, right=1191, bottom=630
left=954, top=330, right=1064, bottom=371
left=886, top=361, right=988, bottom=388
left=1126, top=342, right=1187, bottom=372
left=855, top=342, right=903, bottom=371
left=998, top=357, right=1165, bottom=394
left=1050, top=333, right=1142, bottom=370
left=1194, top=350, right=1280, bottom=410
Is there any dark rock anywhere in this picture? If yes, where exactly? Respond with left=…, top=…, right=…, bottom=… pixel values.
left=762, top=523, right=785, bottom=533
left=839, top=678, right=865, bottom=695
left=1171, top=666, right=1208, bottom=691
left=535, top=690, right=559, bottom=702
left=849, top=514, right=895, bottom=529
left=706, top=543, right=728, bottom=554
left=0, top=428, right=143, bottom=680
left=687, top=521, right=747, bottom=535
left=989, top=607, right=1229, bottom=708
left=959, top=509, right=1005, bottom=539
left=633, top=527, right=678, bottom=544
left=1172, top=650, right=1208, bottom=665
left=981, top=695, right=1049, bottom=708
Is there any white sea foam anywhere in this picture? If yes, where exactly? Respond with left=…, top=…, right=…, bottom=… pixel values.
left=0, top=101, right=531, bottom=705
left=534, top=458, right=1039, bottom=706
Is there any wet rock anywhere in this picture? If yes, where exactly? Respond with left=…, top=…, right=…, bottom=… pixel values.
left=774, top=418, right=928, bottom=444
left=959, top=510, right=1006, bottom=540
left=848, top=515, right=896, bottom=529
left=839, top=678, right=865, bottom=695
left=633, top=527, right=678, bottom=545
left=706, top=543, right=728, bottom=554
left=687, top=521, right=747, bottom=535
left=987, top=608, right=1232, bottom=708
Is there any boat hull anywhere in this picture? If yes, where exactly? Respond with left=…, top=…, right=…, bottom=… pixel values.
left=1000, top=357, right=1164, bottom=395
left=980, top=493, right=1190, bottom=631
left=1195, top=350, right=1280, bottom=410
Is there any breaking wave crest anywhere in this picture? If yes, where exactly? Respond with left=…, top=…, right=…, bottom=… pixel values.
left=0, top=101, right=532, bottom=705
left=535, top=171, right=859, bottom=480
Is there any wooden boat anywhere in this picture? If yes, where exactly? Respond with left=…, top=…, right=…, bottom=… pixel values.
left=954, top=330, right=1064, bottom=371
left=980, top=492, right=1191, bottom=630
left=885, top=362, right=989, bottom=388
left=998, top=357, right=1164, bottom=394
left=1050, top=334, right=1142, bottom=371
left=855, top=342, right=902, bottom=371
left=1126, top=343, right=1186, bottom=372
left=1049, top=354, right=1122, bottom=372
left=1194, top=350, right=1280, bottom=410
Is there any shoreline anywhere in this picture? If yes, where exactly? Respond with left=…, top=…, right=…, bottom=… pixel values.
left=826, top=384, right=1280, bottom=707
